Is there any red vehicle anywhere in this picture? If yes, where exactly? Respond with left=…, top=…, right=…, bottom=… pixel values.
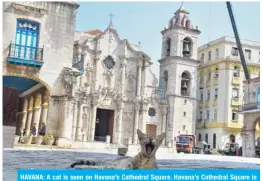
left=176, top=134, right=196, bottom=153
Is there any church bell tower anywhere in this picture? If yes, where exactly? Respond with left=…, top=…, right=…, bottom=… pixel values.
left=158, top=5, right=201, bottom=144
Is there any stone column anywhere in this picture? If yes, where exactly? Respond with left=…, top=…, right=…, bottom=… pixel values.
left=25, top=96, right=34, bottom=136
left=40, top=103, right=49, bottom=125
left=33, top=107, right=41, bottom=135
left=58, top=97, right=74, bottom=139
left=241, top=127, right=256, bottom=157
left=140, top=65, right=146, bottom=98
left=162, top=110, right=167, bottom=133
left=90, top=105, right=97, bottom=142
left=121, top=59, right=126, bottom=95
left=116, top=102, right=124, bottom=144
left=133, top=102, right=140, bottom=144
left=141, top=107, right=148, bottom=133
left=71, top=101, right=78, bottom=140
left=25, top=109, right=33, bottom=135
left=137, top=64, right=142, bottom=97
left=19, top=111, right=28, bottom=133
left=76, top=103, right=84, bottom=141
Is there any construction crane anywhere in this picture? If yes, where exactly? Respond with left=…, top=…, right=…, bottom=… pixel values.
left=226, top=2, right=250, bottom=80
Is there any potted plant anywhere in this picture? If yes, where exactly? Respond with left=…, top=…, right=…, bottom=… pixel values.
left=43, top=133, right=54, bottom=146
left=35, top=135, right=44, bottom=145
left=23, top=134, right=33, bottom=145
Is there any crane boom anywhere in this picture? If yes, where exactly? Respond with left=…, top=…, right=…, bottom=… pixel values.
left=226, top=2, right=250, bottom=80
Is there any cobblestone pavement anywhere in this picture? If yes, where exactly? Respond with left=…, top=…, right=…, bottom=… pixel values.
left=3, top=149, right=260, bottom=181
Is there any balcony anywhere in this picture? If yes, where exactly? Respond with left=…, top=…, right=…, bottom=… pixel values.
left=213, top=77, right=219, bottom=86
left=154, top=88, right=166, bottom=100
left=232, top=77, right=240, bottom=85
left=7, top=43, right=44, bottom=68
left=231, top=97, right=240, bottom=106
left=181, top=91, right=190, bottom=97
left=72, top=59, right=84, bottom=75
left=239, top=102, right=260, bottom=112
left=199, top=101, right=203, bottom=108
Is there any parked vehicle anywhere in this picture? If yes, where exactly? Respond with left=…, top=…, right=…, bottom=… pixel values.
left=176, top=134, right=203, bottom=154
left=221, top=143, right=240, bottom=156
left=203, top=144, right=212, bottom=154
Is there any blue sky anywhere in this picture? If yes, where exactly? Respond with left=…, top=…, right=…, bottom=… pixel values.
left=75, top=2, right=260, bottom=78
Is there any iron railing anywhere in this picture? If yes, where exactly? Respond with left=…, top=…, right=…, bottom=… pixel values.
left=154, top=88, right=166, bottom=100
left=8, top=43, right=44, bottom=62
left=239, top=102, right=260, bottom=112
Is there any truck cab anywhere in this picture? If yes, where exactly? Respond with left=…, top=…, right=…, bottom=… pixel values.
left=176, top=134, right=195, bottom=153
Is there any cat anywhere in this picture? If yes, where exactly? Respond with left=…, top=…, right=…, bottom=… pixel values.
left=70, top=129, right=166, bottom=169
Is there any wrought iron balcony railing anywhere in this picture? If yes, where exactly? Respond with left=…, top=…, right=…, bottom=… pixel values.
left=239, top=102, right=260, bottom=112
left=8, top=43, right=44, bottom=62
left=181, top=91, right=190, bottom=96
left=154, top=88, right=166, bottom=100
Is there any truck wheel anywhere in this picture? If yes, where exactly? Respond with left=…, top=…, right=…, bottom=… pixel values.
left=177, top=151, right=180, bottom=153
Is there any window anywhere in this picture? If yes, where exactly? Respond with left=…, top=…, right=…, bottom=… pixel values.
left=15, top=19, right=40, bottom=60
left=198, top=134, right=202, bottom=141
left=245, top=49, right=251, bottom=60
left=184, top=99, right=187, bottom=104
left=166, top=38, right=171, bottom=57
left=231, top=47, right=238, bottom=56
left=233, top=66, right=240, bottom=77
left=183, top=112, right=186, bottom=117
left=200, top=91, right=203, bottom=101
left=214, top=109, right=217, bottom=120
left=201, top=53, right=204, bottom=62
left=208, top=51, right=212, bottom=61
left=214, top=68, right=219, bottom=78
left=216, top=48, right=219, bottom=58
left=232, top=88, right=239, bottom=98
left=207, top=90, right=210, bottom=100
left=206, top=110, right=210, bottom=120
left=259, top=51, right=260, bottom=62
left=183, top=125, right=186, bottom=130
left=232, top=112, right=237, bottom=120
left=215, top=88, right=218, bottom=99
left=199, top=111, right=203, bottom=120
left=213, top=134, right=216, bottom=149
left=208, top=72, right=211, bottom=80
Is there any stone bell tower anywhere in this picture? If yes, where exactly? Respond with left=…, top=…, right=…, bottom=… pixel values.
left=158, top=5, right=201, bottom=144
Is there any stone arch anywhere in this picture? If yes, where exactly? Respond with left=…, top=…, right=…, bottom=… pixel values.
left=3, top=73, right=51, bottom=93
left=182, top=37, right=192, bottom=57
left=181, top=70, right=191, bottom=96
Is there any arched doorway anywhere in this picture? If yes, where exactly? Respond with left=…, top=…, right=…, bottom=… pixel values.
left=229, top=134, right=236, bottom=143
left=3, top=76, right=50, bottom=138
left=198, top=133, right=202, bottom=141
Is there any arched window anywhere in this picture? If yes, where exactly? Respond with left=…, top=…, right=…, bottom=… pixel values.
left=229, top=134, right=236, bottom=143
left=233, top=66, right=240, bottom=77
left=164, top=70, right=168, bottom=91
left=198, top=133, right=202, bottom=141
left=215, top=68, right=219, bottom=78
left=166, top=38, right=171, bottom=57
left=213, top=133, right=216, bottom=149
left=182, top=37, right=192, bottom=57
left=181, top=71, right=191, bottom=96
left=205, top=133, right=208, bottom=143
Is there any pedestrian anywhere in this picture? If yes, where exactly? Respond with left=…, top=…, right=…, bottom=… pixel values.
left=31, top=123, right=37, bottom=136
left=39, top=122, right=46, bottom=136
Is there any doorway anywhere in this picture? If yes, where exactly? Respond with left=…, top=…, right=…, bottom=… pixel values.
left=146, top=124, right=157, bottom=136
left=95, top=108, right=114, bottom=143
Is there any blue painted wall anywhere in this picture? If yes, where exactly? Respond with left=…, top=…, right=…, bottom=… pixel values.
left=3, top=76, right=38, bottom=94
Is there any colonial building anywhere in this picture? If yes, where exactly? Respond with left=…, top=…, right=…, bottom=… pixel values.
left=196, top=36, right=260, bottom=150
left=3, top=2, right=164, bottom=148
left=158, top=6, right=201, bottom=144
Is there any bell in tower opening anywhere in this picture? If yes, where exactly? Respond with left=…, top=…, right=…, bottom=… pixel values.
left=181, top=71, right=191, bottom=96
left=182, top=37, right=192, bottom=57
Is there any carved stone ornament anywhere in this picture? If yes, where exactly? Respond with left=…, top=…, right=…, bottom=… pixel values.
left=103, top=55, right=115, bottom=70
left=63, top=68, right=80, bottom=97
left=12, top=3, right=47, bottom=16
